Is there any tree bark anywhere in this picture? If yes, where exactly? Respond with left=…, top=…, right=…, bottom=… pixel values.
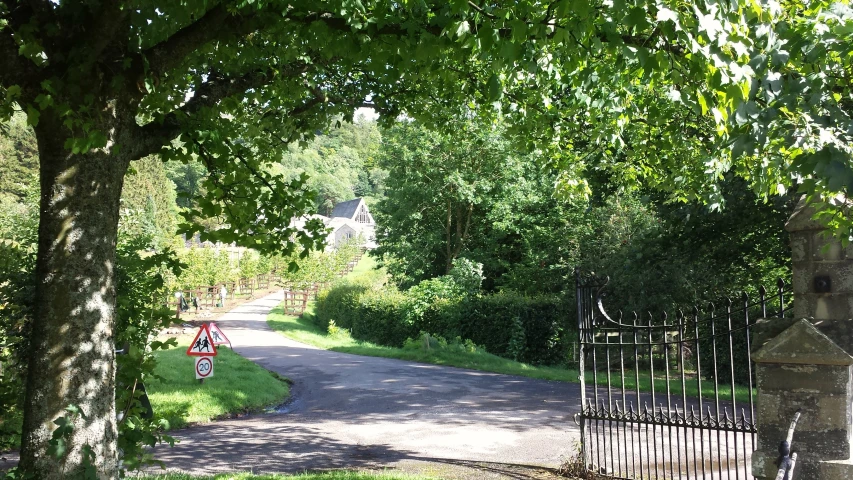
left=19, top=108, right=131, bottom=479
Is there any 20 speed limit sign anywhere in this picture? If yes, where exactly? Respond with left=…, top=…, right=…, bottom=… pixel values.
left=195, top=356, right=214, bottom=379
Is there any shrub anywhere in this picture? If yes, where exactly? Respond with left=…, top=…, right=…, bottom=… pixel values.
left=403, top=276, right=464, bottom=340
left=317, top=271, right=576, bottom=366
left=456, top=291, right=572, bottom=365
left=403, top=332, right=484, bottom=354
left=350, top=288, right=410, bottom=346
left=314, top=280, right=372, bottom=331
left=177, top=247, right=234, bottom=288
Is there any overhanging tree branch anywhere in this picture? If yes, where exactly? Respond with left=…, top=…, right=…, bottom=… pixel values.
left=142, top=2, right=290, bottom=75
left=142, top=4, right=233, bottom=74
left=131, top=70, right=269, bottom=159
left=70, top=0, right=130, bottom=69
left=0, top=32, right=41, bottom=88
left=131, top=62, right=328, bottom=160
left=303, top=12, right=444, bottom=37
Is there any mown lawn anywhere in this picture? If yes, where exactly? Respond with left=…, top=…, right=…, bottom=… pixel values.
left=147, top=341, right=289, bottom=429
left=268, top=255, right=752, bottom=404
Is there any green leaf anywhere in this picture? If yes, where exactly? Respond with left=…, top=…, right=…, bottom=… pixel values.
left=34, top=93, right=53, bottom=109
left=47, top=438, right=67, bottom=459
left=696, top=90, right=709, bottom=115
left=26, top=105, right=40, bottom=127
left=5, top=85, right=21, bottom=99
left=626, top=7, right=650, bottom=30
left=487, top=74, right=502, bottom=101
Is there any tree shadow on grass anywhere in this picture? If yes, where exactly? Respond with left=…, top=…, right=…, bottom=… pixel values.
left=419, top=459, right=566, bottom=479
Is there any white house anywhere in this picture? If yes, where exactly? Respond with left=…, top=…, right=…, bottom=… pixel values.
left=289, top=198, right=377, bottom=250
left=328, top=198, right=376, bottom=248
left=326, top=217, right=362, bottom=248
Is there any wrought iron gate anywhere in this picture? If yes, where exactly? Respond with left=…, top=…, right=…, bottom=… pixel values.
left=575, top=271, right=790, bottom=479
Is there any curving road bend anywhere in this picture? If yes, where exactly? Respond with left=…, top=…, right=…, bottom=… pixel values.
left=153, top=292, right=582, bottom=478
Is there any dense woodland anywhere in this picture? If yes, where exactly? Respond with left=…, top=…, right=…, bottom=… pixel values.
left=1, top=112, right=794, bottom=460
left=1, top=111, right=794, bottom=307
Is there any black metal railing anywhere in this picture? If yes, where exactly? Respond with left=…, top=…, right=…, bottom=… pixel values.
left=576, top=270, right=792, bottom=479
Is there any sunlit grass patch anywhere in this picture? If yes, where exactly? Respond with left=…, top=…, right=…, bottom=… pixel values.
left=269, top=301, right=577, bottom=381
left=147, top=341, right=289, bottom=429
left=347, top=254, right=378, bottom=277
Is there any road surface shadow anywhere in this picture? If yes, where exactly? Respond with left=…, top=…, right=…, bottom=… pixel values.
left=151, top=417, right=570, bottom=479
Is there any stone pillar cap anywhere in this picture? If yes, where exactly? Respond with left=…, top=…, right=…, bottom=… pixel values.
left=785, top=196, right=852, bottom=232
left=754, top=318, right=853, bottom=365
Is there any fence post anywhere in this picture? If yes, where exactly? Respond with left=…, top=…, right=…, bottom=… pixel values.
left=752, top=319, right=853, bottom=479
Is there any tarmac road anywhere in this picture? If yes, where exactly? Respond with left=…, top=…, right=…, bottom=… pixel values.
left=152, top=292, right=583, bottom=478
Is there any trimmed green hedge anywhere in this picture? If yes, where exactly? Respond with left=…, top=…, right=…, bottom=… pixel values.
left=456, top=292, right=571, bottom=365
left=351, top=288, right=411, bottom=346
left=314, top=280, right=373, bottom=331
left=314, top=281, right=576, bottom=366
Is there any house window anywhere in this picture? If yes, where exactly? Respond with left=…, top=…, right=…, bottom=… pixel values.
left=357, top=206, right=369, bottom=223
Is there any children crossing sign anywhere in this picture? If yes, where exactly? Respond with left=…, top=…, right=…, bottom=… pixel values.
left=208, top=322, right=231, bottom=348
left=186, top=324, right=218, bottom=357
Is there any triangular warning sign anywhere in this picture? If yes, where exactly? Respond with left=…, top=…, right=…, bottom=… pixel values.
left=208, top=322, right=231, bottom=347
left=186, top=324, right=218, bottom=357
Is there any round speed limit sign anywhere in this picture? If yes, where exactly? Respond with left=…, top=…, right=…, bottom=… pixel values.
left=195, top=356, right=214, bottom=379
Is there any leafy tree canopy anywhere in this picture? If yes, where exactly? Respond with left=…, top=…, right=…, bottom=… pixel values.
left=375, top=118, right=583, bottom=291
left=486, top=0, right=851, bottom=231
left=276, top=118, right=384, bottom=215
left=120, top=156, right=180, bottom=248
left=0, top=112, right=37, bottom=201
left=1, top=0, right=850, bottom=477
left=2, top=1, right=851, bottom=245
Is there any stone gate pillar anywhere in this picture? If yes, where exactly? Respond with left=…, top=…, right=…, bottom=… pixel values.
left=752, top=198, right=853, bottom=479
left=787, top=198, right=853, bottom=352
left=752, top=319, right=853, bottom=479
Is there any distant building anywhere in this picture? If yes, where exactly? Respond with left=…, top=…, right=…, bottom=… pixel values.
left=290, top=198, right=377, bottom=250
left=329, top=198, right=376, bottom=248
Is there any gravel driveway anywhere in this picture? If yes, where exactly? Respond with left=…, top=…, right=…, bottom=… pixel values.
left=152, top=292, right=583, bottom=478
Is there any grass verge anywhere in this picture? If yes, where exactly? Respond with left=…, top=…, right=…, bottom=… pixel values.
left=269, top=307, right=751, bottom=403
left=270, top=302, right=576, bottom=381
left=147, top=340, right=289, bottom=429
left=267, top=255, right=752, bottom=404
left=142, top=472, right=436, bottom=480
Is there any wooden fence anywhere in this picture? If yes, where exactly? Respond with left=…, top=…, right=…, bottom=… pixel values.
left=170, top=247, right=367, bottom=318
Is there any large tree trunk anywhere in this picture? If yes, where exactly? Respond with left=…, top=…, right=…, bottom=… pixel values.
left=19, top=109, right=131, bottom=479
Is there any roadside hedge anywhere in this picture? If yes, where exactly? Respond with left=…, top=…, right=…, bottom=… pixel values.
left=314, top=280, right=576, bottom=366
left=456, top=292, right=571, bottom=365
left=351, top=288, right=411, bottom=346
left=314, top=279, right=373, bottom=331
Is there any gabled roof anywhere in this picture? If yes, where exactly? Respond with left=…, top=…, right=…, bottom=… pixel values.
left=330, top=198, right=363, bottom=220
left=327, top=216, right=360, bottom=232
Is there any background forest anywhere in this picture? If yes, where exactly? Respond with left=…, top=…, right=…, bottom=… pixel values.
left=0, top=110, right=794, bottom=351
left=0, top=111, right=793, bottom=458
